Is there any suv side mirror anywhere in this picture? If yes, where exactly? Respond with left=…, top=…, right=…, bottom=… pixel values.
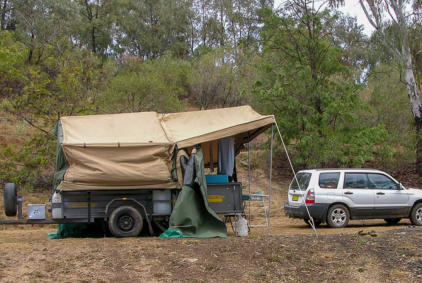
left=397, top=183, right=404, bottom=190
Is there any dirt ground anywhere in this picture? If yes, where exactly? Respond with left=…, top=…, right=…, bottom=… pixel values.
left=1, top=199, right=422, bottom=282
left=0, top=224, right=421, bottom=282
left=1, top=167, right=422, bottom=282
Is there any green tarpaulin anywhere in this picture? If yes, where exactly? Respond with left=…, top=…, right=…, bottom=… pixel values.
left=52, top=122, right=68, bottom=191
left=48, top=223, right=105, bottom=239
left=160, top=149, right=227, bottom=238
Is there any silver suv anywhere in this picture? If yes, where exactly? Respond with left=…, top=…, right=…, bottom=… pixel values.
left=284, top=169, right=422, bottom=228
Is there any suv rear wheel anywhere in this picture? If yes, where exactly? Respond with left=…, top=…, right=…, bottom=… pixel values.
left=410, top=203, right=422, bottom=226
left=327, top=204, right=349, bottom=228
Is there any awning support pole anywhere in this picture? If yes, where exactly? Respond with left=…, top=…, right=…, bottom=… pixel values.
left=267, top=125, right=273, bottom=235
left=273, top=118, right=318, bottom=237
left=248, top=132, right=251, bottom=221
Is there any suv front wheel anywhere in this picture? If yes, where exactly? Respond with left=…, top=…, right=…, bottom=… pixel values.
left=410, top=203, right=422, bottom=226
left=327, top=204, right=350, bottom=228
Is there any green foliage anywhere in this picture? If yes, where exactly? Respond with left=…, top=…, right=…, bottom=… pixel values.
left=0, top=39, right=112, bottom=187
left=102, top=56, right=188, bottom=113
left=190, top=47, right=259, bottom=109
left=255, top=4, right=390, bottom=167
left=112, top=0, right=192, bottom=58
left=0, top=133, right=55, bottom=189
left=8, top=48, right=112, bottom=123
left=0, top=0, right=418, bottom=188
left=0, top=31, right=27, bottom=96
left=364, top=64, right=414, bottom=168
left=14, top=0, right=78, bottom=63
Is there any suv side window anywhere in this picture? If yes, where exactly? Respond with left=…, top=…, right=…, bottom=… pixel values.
left=344, top=173, right=368, bottom=189
left=367, top=173, right=398, bottom=190
left=319, top=172, right=340, bottom=188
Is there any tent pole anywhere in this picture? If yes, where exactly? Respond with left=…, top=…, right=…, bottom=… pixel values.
left=267, top=125, right=274, bottom=235
left=248, top=132, right=251, bottom=221
left=273, top=118, right=318, bottom=237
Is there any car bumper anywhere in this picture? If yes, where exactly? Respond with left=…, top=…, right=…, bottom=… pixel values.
left=284, top=202, right=329, bottom=221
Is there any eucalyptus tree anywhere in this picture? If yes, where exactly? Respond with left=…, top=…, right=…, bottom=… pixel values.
left=0, top=0, right=13, bottom=30
left=358, top=0, right=422, bottom=174
left=74, top=0, right=114, bottom=55
left=112, top=0, right=193, bottom=59
left=255, top=0, right=388, bottom=167
left=13, top=0, right=77, bottom=63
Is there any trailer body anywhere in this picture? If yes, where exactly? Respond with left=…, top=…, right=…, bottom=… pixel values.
left=52, top=183, right=243, bottom=222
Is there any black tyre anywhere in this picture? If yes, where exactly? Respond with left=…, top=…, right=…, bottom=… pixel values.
left=108, top=206, right=143, bottom=237
left=4, top=183, right=17, bottom=217
left=410, top=203, right=422, bottom=226
left=327, top=204, right=350, bottom=228
left=384, top=218, right=401, bottom=225
left=304, top=218, right=321, bottom=227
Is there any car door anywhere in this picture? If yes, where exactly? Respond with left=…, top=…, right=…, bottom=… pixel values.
left=368, top=173, right=410, bottom=216
left=342, top=172, right=374, bottom=217
left=316, top=172, right=342, bottom=205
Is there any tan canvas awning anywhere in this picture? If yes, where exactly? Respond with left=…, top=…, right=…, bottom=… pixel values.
left=57, top=106, right=275, bottom=191
left=161, top=105, right=274, bottom=148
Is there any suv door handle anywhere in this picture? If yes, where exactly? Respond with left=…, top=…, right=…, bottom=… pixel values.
left=344, top=191, right=353, bottom=195
left=376, top=192, right=385, bottom=195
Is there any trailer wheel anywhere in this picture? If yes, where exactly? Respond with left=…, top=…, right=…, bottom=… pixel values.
left=4, top=183, right=17, bottom=217
left=108, top=206, right=143, bottom=237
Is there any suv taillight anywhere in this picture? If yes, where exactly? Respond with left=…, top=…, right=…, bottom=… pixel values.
left=305, top=189, right=315, bottom=204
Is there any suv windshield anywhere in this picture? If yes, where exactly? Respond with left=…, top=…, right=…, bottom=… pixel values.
left=290, top=173, right=311, bottom=191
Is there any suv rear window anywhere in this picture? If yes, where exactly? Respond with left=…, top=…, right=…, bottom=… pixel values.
left=319, top=172, right=340, bottom=188
left=290, top=173, right=311, bottom=191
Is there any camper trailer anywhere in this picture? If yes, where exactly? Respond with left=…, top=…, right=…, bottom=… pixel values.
left=2, top=106, right=275, bottom=237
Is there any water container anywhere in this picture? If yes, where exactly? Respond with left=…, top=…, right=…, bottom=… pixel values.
left=51, top=191, right=63, bottom=219
left=153, top=190, right=171, bottom=215
left=235, top=214, right=248, bottom=237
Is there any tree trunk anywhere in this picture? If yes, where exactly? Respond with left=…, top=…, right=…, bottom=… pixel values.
left=27, top=32, right=35, bottom=63
left=415, top=118, right=422, bottom=175
left=91, top=26, right=96, bottom=53
left=1, top=0, right=7, bottom=30
left=404, top=52, right=422, bottom=175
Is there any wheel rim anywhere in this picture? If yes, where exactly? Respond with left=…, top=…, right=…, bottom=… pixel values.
left=416, top=208, right=422, bottom=224
left=118, top=215, right=134, bottom=231
left=331, top=208, right=346, bottom=226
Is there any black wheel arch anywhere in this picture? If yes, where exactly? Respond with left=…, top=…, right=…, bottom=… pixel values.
left=105, top=199, right=147, bottom=219
left=410, top=200, right=422, bottom=217
left=326, top=202, right=351, bottom=219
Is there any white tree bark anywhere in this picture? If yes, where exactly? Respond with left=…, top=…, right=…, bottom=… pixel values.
left=359, top=1, right=421, bottom=118
left=360, top=0, right=422, bottom=173
left=404, top=52, right=422, bottom=119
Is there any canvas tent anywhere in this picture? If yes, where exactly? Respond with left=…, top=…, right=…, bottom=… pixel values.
left=54, top=105, right=275, bottom=191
